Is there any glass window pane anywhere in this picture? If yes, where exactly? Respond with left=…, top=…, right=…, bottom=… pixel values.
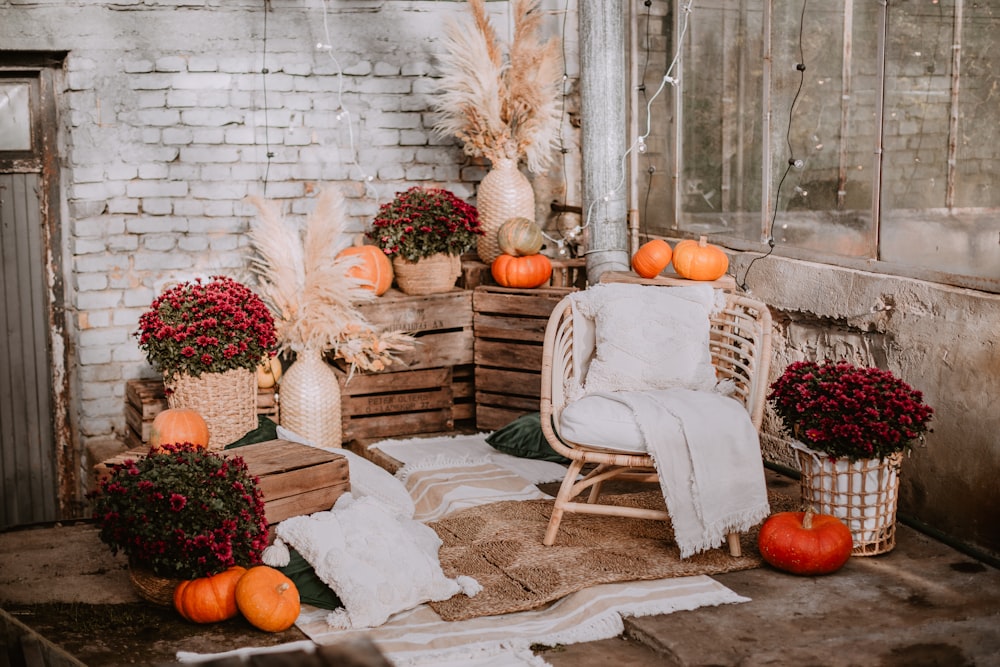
left=0, top=82, right=32, bottom=152
left=880, top=0, right=1000, bottom=279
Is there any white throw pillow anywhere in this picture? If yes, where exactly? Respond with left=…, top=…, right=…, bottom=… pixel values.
left=559, top=393, right=648, bottom=452
left=276, top=425, right=415, bottom=519
left=277, top=493, right=478, bottom=630
left=578, top=283, right=718, bottom=395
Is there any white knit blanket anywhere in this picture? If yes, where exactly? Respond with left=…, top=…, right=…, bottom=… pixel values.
left=592, top=388, right=771, bottom=558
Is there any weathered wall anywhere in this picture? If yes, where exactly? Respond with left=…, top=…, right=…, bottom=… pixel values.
left=0, top=0, right=578, bottom=505
left=734, top=252, right=1000, bottom=562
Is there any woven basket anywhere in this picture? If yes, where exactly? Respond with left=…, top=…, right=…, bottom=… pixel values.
left=793, top=442, right=903, bottom=556
left=392, top=253, right=461, bottom=295
left=278, top=347, right=342, bottom=448
left=165, top=367, right=258, bottom=449
left=476, top=158, right=535, bottom=264
left=129, top=564, right=182, bottom=607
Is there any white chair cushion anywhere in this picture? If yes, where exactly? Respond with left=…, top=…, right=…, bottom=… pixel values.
left=559, top=393, right=679, bottom=454
left=575, top=283, right=719, bottom=395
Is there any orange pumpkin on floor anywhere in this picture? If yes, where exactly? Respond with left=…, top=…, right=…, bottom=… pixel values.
left=148, top=408, right=210, bottom=452
left=235, top=566, right=301, bottom=632
left=491, top=253, right=553, bottom=289
left=174, top=566, right=247, bottom=624
left=757, top=509, right=853, bottom=575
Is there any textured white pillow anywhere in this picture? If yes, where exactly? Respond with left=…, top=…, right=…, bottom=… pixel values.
left=276, top=426, right=415, bottom=519
left=578, top=284, right=717, bottom=394
left=277, top=493, right=478, bottom=630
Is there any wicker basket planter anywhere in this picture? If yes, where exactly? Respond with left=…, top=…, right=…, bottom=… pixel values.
left=129, top=562, right=183, bottom=607
left=392, top=253, right=462, bottom=296
left=793, top=441, right=903, bottom=556
left=165, top=367, right=258, bottom=448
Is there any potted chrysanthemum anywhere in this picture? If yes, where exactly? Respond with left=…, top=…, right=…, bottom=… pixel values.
left=768, top=360, right=934, bottom=555
left=367, top=186, right=482, bottom=295
left=89, top=443, right=269, bottom=606
left=135, top=276, right=278, bottom=447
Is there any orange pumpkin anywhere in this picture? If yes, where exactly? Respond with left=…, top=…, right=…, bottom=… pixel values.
left=631, top=239, right=673, bottom=278
left=235, top=566, right=301, bottom=632
left=671, top=236, right=729, bottom=281
left=757, top=510, right=853, bottom=575
left=497, top=217, right=544, bottom=257
left=491, top=253, right=553, bottom=289
left=337, top=243, right=393, bottom=296
left=149, top=408, right=210, bottom=452
left=173, top=566, right=247, bottom=624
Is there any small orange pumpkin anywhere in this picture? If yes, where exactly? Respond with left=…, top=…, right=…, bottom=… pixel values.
left=671, top=235, right=729, bottom=281
left=491, top=253, right=553, bottom=289
left=149, top=408, right=210, bottom=452
left=337, top=243, right=393, bottom=296
left=235, top=566, right=301, bottom=632
left=173, top=566, right=247, bottom=624
left=631, top=239, right=673, bottom=278
left=497, top=217, right=544, bottom=257
left=757, top=510, right=854, bottom=575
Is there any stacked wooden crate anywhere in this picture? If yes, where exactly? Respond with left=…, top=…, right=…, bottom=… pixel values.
left=472, top=285, right=578, bottom=431
left=123, top=379, right=278, bottom=450
left=337, top=288, right=475, bottom=444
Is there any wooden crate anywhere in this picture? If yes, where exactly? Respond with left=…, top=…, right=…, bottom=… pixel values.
left=473, top=285, right=578, bottom=430
left=349, top=288, right=473, bottom=371
left=94, top=439, right=350, bottom=527
left=339, top=366, right=460, bottom=443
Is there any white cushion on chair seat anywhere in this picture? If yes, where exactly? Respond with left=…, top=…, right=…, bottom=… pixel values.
left=559, top=392, right=682, bottom=454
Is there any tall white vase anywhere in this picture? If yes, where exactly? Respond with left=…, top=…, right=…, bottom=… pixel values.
left=278, top=348, right=342, bottom=448
left=476, top=157, right=536, bottom=264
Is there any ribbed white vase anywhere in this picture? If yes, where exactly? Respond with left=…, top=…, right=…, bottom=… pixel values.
left=278, top=348, right=342, bottom=448
left=476, top=157, right=536, bottom=264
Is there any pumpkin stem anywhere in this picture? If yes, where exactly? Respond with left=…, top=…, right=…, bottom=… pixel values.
left=276, top=582, right=290, bottom=595
left=803, top=508, right=814, bottom=530
left=698, top=235, right=708, bottom=247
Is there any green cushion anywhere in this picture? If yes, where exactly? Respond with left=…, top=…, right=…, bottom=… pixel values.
left=485, top=412, right=570, bottom=464
left=279, top=547, right=343, bottom=611
left=224, top=416, right=279, bottom=449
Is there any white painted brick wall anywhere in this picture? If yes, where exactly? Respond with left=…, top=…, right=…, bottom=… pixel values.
left=0, top=0, right=581, bottom=475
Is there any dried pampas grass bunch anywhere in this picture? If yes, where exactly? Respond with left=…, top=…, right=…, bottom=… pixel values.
left=246, top=189, right=414, bottom=374
left=434, top=0, right=562, bottom=174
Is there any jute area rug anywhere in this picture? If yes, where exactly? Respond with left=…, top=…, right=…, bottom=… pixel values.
left=428, top=488, right=798, bottom=622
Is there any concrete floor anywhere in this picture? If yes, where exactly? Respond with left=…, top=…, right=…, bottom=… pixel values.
left=2, top=471, right=999, bottom=666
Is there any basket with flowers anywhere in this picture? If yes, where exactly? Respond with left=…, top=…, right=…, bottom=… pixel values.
left=89, top=444, right=269, bottom=604
left=135, top=276, right=278, bottom=446
left=367, top=186, right=482, bottom=295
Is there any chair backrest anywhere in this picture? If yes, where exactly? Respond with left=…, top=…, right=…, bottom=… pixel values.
left=540, top=290, right=773, bottom=436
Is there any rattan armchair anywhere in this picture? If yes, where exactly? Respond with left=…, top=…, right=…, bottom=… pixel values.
left=538, top=289, right=772, bottom=556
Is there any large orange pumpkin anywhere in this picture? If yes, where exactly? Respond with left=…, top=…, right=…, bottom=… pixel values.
left=173, top=566, right=247, bottom=624
left=149, top=408, right=210, bottom=452
left=671, top=236, right=729, bottom=281
left=631, top=239, right=673, bottom=278
left=497, top=217, right=544, bottom=257
left=491, top=253, right=553, bottom=289
left=757, top=510, right=853, bottom=575
left=337, top=243, right=393, bottom=296
left=235, top=566, right=301, bottom=632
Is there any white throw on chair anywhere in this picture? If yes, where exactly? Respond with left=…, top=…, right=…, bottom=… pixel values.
left=538, top=282, right=773, bottom=558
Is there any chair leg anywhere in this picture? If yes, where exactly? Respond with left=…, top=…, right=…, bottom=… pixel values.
left=727, top=532, right=742, bottom=557
left=543, top=459, right=586, bottom=546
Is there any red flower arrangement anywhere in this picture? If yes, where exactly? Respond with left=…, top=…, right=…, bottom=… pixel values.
left=768, top=360, right=933, bottom=461
left=88, top=444, right=269, bottom=579
left=135, top=276, right=277, bottom=378
left=367, top=186, right=482, bottom=261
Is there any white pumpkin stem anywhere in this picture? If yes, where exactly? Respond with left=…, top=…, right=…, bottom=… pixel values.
left=803, top=508, right=815, bottom=529
left=698, top=235, right=708, bottom=246
left=276, top=582, right=290, bottom=594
